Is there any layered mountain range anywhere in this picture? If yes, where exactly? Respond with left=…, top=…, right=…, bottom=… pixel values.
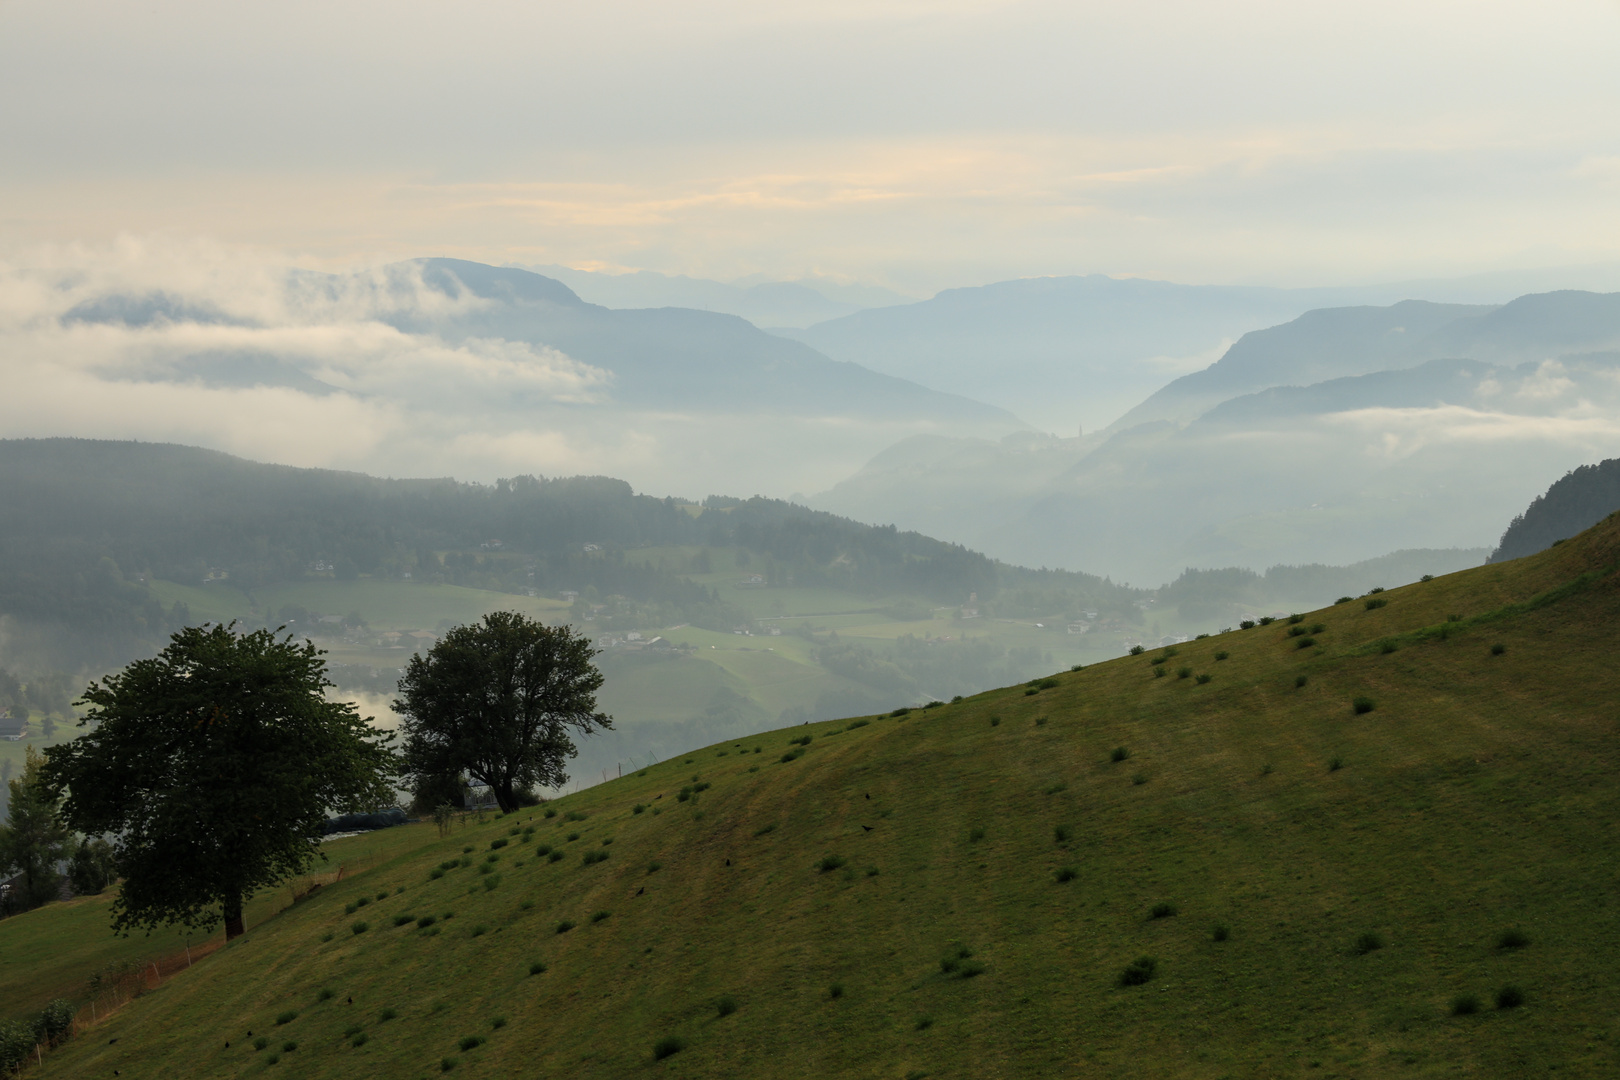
left=811, top=290, right=1620, bottom=584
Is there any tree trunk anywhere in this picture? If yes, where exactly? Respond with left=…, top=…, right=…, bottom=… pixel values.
left=223, top=892, right=245, bottom=940
left=494, top=781, right=516, bottom=815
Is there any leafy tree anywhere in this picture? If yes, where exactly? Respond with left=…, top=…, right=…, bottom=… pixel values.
left=395, top=612, right=610, bottom=813
left=0, top=747, right=71, bottom=911
left=42, top=624, right=396, bottom=939
left=67, top=837, right=118, bottom=896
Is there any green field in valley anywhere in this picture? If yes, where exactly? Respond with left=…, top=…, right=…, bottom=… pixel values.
left=11, top=513, right=1620, bottom=1077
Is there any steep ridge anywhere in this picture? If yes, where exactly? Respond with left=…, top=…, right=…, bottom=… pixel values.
left=27, top=514, right=1620, bottom=1078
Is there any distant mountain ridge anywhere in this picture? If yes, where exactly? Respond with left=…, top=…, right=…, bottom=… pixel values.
left=812, top=290, right=1620, bottom=584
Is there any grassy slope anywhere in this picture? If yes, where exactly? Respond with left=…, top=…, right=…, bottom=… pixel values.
left=28, top=521, right=1620, bottom=1078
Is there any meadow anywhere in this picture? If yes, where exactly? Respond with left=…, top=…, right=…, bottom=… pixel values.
left=9, top=515, right=1620, bottom=1076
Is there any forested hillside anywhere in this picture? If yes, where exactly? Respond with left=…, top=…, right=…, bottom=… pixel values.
left=1491, top=457, right=1620, bottom=562
left=0, top=439, right=1136, bottom=672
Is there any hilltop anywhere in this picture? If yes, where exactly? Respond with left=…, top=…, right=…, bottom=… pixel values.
left=12, top=505, right=1620, bottom=1077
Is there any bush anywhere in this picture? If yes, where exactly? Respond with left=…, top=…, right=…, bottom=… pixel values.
left=1260, top=763, right=1274, bottom=776
left=1111, top=747, right=1130, bottom=763
left=489, top=838, right=508, bottom=850
left=317, top=988, right=334, bottom=1001
left=1214, top=651, right=1229, bottom=661
left=565, top=810, right=588, bottom=822
left=1328, top=756, right=1343, bottom=772
left=1495, top=985, right=1525, bottom=1009
left=1296, top=638, right=1317, bottom=650
left=254, top=1036, right=270, bottom=1050
left=379, top=1008, right=399, bottom=1021
left=1491, top=643, right=1506, bottom=656
left=470, top=924, right=488, bottom=937
left=1054, top=824, right=1072, bottom=844
left=547, top=851, right=565, bottom=863
left=817, top=854, right=848, bottom=873
left=1379, top=640, right=1398, bottom=654
left=582, top=850, right=609, bottom=866
left=1131, top=773, right=1147, bottom=786
left=1024, top=688, right=1039, bottom=696
left=1353, top=931, right=1383, bottom=955
left=417, top=915, right=437, bottom=928
left=653, top=1035, right=686, bottom=1060
left=969, top=827, right=985, bottom=842
left=34, top=999, right=73, bottom=1045
left=1335, top=596, right=1352, bottom=604
left=890, top=706, right=911, bottom=717
left=352, top=1031, right=369, bottom=1047
left=1295, top=675, right=1308, bottom=688
left=848, top=718, right=870, bottom=729
left=1365, top=598, right=1388, bottom=610
left=1211, top=923, right=1229, bottom=942
left=1129, top=645, right=1145, bottom=655
left=544, top=808, right=556, bottom=818
left=1035, top=716, right=1048, bottom=726
left=1177, top=666, right=1192, bottom=679
left=591, top=910, right=611, bottom=923
left=828, top=983, right=845, bottom=999
left=1451, top=993, right=1481, bottom=1016
left=916, top=1016, right=933, bottom=1030
left=1240, top=620, right=1256, bottom=629
left=430, top=867, right=445, bottom=880
left=1420, top=574, right=1434, bottom=582
left=715, top=995, right=737, bottom=1017
left=1148, top=902, right=1177, bottom=919
left=1044, top=781, right=1067, bottom=795
left=394, top=914, right=416, bottom=927
left=458, top=1035, right=486, bottom=1052
left=1118, top=956, right=1157, bottom=986
left=351, top=921, right=369, bottom=935
left=566, top=833, right=580, bottom=842
left=1258, top=616, right=1275, bottom=625
left=1054, top=867, right=1077, bottom=883
left=276, top=1010, right=299, bottom=1025
left=990, top=716, right=1001, bottom=726
left=1369, top=586, right=1385, bottom=594
left=1352, top=696, right=1376, bottom=715
left=1195, top=673, right=1212, bottom=684
left=1288, top=625, right=1307, bottom=637
left=282, top=1040, right=297, bottom=1053
left=789, top=735, right=812, bottom=747
left=529, top=961, right=547, bottom=975
left=482, top=875, right=502, bottom=891
left=440, top=1058, right=456, bottom=1072
left=556, top=920, right=575, bottom=934
left=1152, top=666, right=1166, bottom=678
left=648, top=862, right=662, bottom=873
left=1498, top=928, right=1530, bottom=950
left=780, top=749, right=804, bottom=763
left=632, top=803, right=646, bottom=815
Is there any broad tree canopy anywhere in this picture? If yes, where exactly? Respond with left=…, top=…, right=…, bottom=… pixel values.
left=42, top=624, right=396, bottom=939
left=395, top=612, right=610, bottom=813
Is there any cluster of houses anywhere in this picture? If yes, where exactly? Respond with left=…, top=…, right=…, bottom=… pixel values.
left=593, top=633, right=679, bottom=652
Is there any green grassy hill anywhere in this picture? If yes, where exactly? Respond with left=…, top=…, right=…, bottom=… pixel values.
left=19, top=516, right=1620, bottom=1077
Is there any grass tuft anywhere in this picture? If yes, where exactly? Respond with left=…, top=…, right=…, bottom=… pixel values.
left=653, top=1035, right=686, bottom=1060
left=817, top=854, right=848, bottom=873
left=1211, top=923, right=1230, bottom=942
left=1451, top=993, right=1481, bottom=1016
left=1352, top=696, right=1376, bottom=715
left=1110, top=746, right=1130, bottom=763
left=1497, top=928, right=1530, bottom=950
left=529, top=961, right=547, bottom=975
left=1353, top=931, right=1384, bottom=955
left=1148, top=902, right=1177, bottom=919
left=1118, top=956, right=1157, bottom=986
left=1495, top=985, right=1525, bottom=1009
left=1054, top=867, right=1077, bottom=883
left=715, top=995, right=737, bottom=1017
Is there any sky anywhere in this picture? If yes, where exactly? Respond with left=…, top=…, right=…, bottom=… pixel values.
left=4, top=0, right=1620, bottom=293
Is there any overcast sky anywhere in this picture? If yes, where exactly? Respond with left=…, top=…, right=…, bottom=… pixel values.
left=3, top=0, right=1619, bottom=292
